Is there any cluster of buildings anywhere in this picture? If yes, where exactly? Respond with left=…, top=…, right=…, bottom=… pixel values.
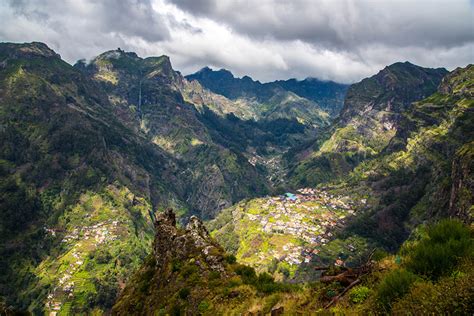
left=56, top=220, right=120, bottom=245
left=243, top=188, right=362, bottom=267
left=45, top=220, right=121, bottom=315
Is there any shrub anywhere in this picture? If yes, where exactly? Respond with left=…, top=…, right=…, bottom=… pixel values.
left=405, top=219, right=472, bottom=279
left=234, top=265, right=257, bottom=283
left=372, top=249, right=389, bottom=262
left=278, top=266, right=290, bottom=278
left=179, top=264, right=197, bottom=278
left=90, top=248, right=112, bottom=264
left=254, top=273, right=277, bottom=294
left=349, top=286, right=372, bottom=304
left=209, top=271, right=220, bottom=280
left=376, top=269, right=418, bottom=311
left=178, top=288, right=190, bottom=299
left=391, top=265, right=474, bottom=315
left=224, top=254, right=236, bottom=264
left=198, top=299, right=210, bottom=312
left=171, top=259, right=182, bottom=272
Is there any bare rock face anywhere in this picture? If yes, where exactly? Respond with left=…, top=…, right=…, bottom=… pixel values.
left=449, top=144, right=474, bottom=223
left=153, top=209, right=179, bottom=273
left=153, top=210, right=227, bottom=276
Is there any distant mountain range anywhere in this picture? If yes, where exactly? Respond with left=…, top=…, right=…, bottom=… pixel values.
left=186, top=66, right=349, bottom=120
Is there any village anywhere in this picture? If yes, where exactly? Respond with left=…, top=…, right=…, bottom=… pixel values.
left=44, top=220, right=121, bottom=316
left=240, top=188, right=366, bottom=268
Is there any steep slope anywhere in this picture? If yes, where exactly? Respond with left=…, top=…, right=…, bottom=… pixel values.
left=209, top=65, right=473, bottom=281
left=345, top=64, right=473, bottom=247
left=274, top=77, right=348, bottom=116
left=288, top=62, right=448, bottom=187
left=115, top=214, right=473, bottom=314
left=186, top=67, right=275, bottom=101
left=0, top=42, right=186, bottom=314
left=77, top=50, right=270, bottom=218
left=113, top=209, right=310, bottom=315
left=113, top=209, right=238, bottom=314
left=180, top=78, right=257, bottom=120
left=186, top=67, right=345, bottom=125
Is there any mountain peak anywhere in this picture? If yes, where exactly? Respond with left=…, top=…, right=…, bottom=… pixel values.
left=382, top=61, right=447, bottom=75
left=340, top=61, right=448, bottom=123
left=0, top=41, right=60, bottom=59
left=93, top=48, right=140, bottom=62
left=216, top=68, right=235, bottom=78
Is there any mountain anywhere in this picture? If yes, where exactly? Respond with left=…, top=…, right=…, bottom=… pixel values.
left=112, top=209, right=294, bottom=315
left=76, top=48, right=272, bottom=219
left=0, top=41, right=472, bottom=315
left=208, top=64, right=473, bottom=282
left=0, top=42, right=316, bottom=314
left=186, top=67, right=348, bottom=125
left=0, top=42, right=185, bottom=313
left=287, top=62, right=448, bottom=187
left=345, top=64, right=473, bottom=247
left=114, top=209, right=473, bottom=314
left=186, top=67, right=267, bottom=100
left=274, top=77, right=349, bottom=116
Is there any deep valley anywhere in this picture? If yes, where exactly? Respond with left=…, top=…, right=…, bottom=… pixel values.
left=0, top=41, right=472, bottom=315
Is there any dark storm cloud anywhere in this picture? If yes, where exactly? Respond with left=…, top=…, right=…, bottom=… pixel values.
left=0, top=0, right=472, bottom=82
left=169, top=0, right=474, bottom=50
left=0, top=0, right=182, bottom=73
left=7, top=0, right=170, bottom=42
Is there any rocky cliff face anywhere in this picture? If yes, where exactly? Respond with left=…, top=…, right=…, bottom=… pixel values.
left=441, top=66, right=474, bottom=223
left=287, top=62, right=448, bottom=187
left=113, top=209, right=235, bottom=315
left=340, top=62, right=447, bottom=121
left=341, top=64, right=474, bottom=249
left=78, top=49, right=271, bottom=219
left=153, top=209, right=228, bottom=277
left=449, top=143, right=474, bottom=222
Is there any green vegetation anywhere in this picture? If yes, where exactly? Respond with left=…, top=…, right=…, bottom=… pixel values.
left=287, top=62, right=448, bottom=188
left=375, top=269, right=419, bottom=310
left=0, top=42, right=182, bottom=314
left=0, top=42, right=472, bottom=315
left=349, top=219, right=473, bottom=314
left=185, top=66, right=347, bottom=123
left=115, top=215, right=473, bottom=314
left=209, top=191, right=371, bottom=282
left=349, top=286, right=371, bottom=304
left=404, top=219, right=472, bottom=279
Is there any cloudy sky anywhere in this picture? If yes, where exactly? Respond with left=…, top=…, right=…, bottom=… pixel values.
left=1, top=0, right=473, bottom=83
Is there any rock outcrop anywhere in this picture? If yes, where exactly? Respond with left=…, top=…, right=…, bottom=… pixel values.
left=113, top=209, right=235, bottom=315
left=154, top=209, right=227, bottom=276
left=449, top=143, right=474, bottom=223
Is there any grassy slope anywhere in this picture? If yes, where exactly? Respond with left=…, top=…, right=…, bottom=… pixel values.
left=114, top=217, right=473, bottom=314
left=0, top=42, right=184, bottom=314
left=287, top=62, right=448, bottom=188
left=207, top=190, right=372, bottom=282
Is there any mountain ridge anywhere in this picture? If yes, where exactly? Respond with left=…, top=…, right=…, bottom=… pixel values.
left=0, top=41, right=471, bottom=315
left=287, top=61, right=449, bottom=187
left=186, top=66, right=349, bottom=121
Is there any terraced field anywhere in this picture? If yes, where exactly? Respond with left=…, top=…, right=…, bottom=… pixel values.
left=209, top=187, right=374, bottom=281
left=36, top=186, right=154, bottom=315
